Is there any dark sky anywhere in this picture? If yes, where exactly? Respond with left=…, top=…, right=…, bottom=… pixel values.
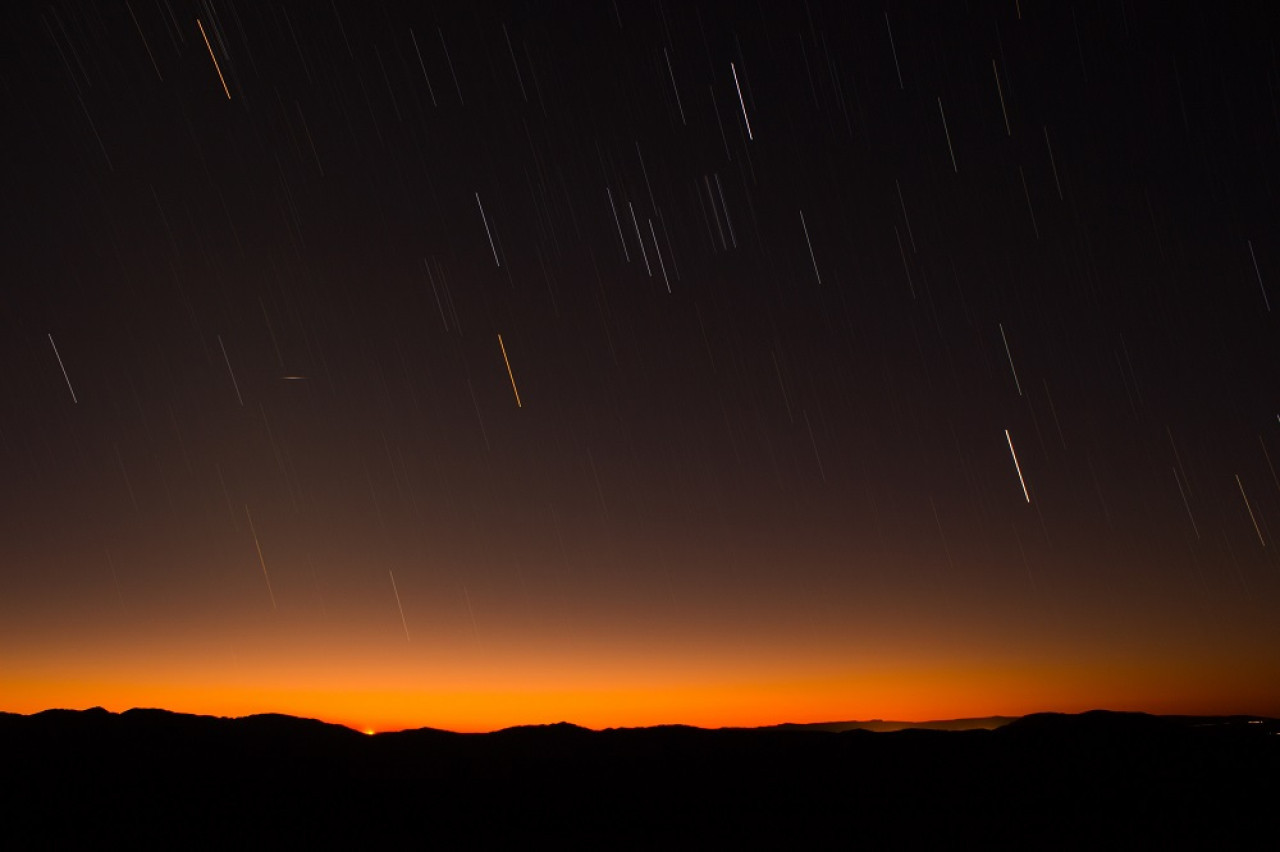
left=2, top=0, right=1277, bottom=732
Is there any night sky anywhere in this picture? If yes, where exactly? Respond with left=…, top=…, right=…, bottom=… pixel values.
left=3, top=1, right=1278, bottom=733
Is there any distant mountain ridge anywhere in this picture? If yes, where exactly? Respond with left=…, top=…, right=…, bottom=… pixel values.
left=2, top=706, right=1276, bottom=847
left=10, top=706, right=1271, bottom=736
left=744, top=715, right=1017, bottom=732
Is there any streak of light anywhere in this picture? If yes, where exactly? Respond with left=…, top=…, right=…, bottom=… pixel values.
left=885, top=13, right=903, bottom=88
left=439, top=27, right=464, bottom=104
left=502, top=23, right=527, bottom=102
left=586, top=448, right=609, bottom=521
left=930, top=496, right=955, bottom=572
left=197, top=18, right=230, bottom=99
left=1044, top=380, right=1067, bottom=450
left=730, top=62, right=753, bottom=140
left=281, top=376, right=308, bottom=381
left=1005, top=429, right=1031, bottom=502
left=771, top=351, right=793, bottom=423
left=709, top=84, right=732, bottom=161
left=1248, top=240, right=1270, bottom=312
left=635, top=142, right=658, bottom=213
left=999, top=323, right=1023, bottom=396
left=498, top=334, right=522, bottom=408
left=664, top=48, right=686, bottom=124
left=993, top=60, right=1010, bottom=135
left=1044, top=126, right=1063, bottom=199
left=704, top=175, right=728, bottom=249
left=126, top=1, right=162, bottom=80
left=656, top=210, right=682, bottom=281
left=606, top=187, right=630, bottom=262
left=895, top=179, right=916, bottom=253
left=714, top=173, right=737, bottom=248
left=476, top=193, right=500, bottom=266
left=894, top=226, right=915, bottom=299
left=409, top=29, right=438, bottom=106
left=1235, top=474, right=1265, bottom=547
left=389, top=569, right=410, bottom=641
left=799, top=209, right=821, bottom=284
left=466, top=378, right=491, bottom=451
left=245, top=505, right=277, bottom=610
left=296, top=102, right=323, bottom=176
left=114, top=444, right=139, bottom=511
left=462, top=584, right=479, bottom=641
left=648, top=219, right=671, bottom=292
left=47, top=333, right=77, bottom=403
left=1019, top=166, right=1039, bottom=240
left=1167, top=426, right=1192, bottom=494
left=1173, top=468, right=1199, bottom=540
left=424, top=258, right=452, bottom=332
left=1261, top=435, right=1280, bottom=494
left=628, top=202, right=652, bottom=275
left=938, top=98, right=957, bottom=172
left=217, top=335, right=244, bottom=406
left=803, top=409, right=825, bottom=482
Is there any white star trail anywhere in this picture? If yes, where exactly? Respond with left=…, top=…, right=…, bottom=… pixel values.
left=389, top=569, right=410, bottom=641
left=1006, top=429, right=1031, bottom=502
left=730, top=62, right=753, bottom=140
left=244, top=505, right=277, bottom=611
left=48, top=333, right=77, bottom=403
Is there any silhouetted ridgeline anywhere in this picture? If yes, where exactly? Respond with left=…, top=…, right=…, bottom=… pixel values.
left=2, top=708, right=1277, bottom=847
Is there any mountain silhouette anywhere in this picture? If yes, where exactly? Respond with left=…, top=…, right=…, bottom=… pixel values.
left=2, top=707, right=1276, bottom=847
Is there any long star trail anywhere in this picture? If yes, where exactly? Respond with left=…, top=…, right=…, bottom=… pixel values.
left=1248, top=240, right=1270, bottom=311
left=47, top=333, right=77, bottom=403
left=606, top=186, right=630, bottom=261
left=993, top=60, right=1010, bottom=135
left=217, top=335, right=244, bottom=406
left=885, top=12, right=904, bottom=88
left=197, top=18, right=230, bottom=99
left=663, top=48, right=686, bottom=125
left=799, top=209, right=821, bottom=284
left=389, top=569, right=410, bottom=641
left=476, top=193, right=501, bottom=266
left=244, top=505, right=277, bottom=611
left=1006, top=429, right=1031, bottom=502
left=628, top=201, right=652, bottom=275
left=648, top=218, right=671, bottom=292
left=1236, top=475, right=1265, bottom=546
left=1173, top=468, right=1199, bottom=539
left=498, top=334, right=522, bottom=407
left=895, top=179, right=916, bottom=253
left=999, top=323, right=1023, bottom=396
left=939, top=97, right=958, bottom=172
left=730, top=62, right=753, bottom=140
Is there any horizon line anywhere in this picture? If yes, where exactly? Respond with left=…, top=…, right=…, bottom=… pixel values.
left=9, top=705, right=1278, bottom=737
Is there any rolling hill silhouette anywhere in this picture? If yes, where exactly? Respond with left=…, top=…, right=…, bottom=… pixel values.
left=2, top=707, right=1276, bottom=847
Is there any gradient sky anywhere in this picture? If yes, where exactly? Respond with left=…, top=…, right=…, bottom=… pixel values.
left=2, top=0, right=1278, bottom=733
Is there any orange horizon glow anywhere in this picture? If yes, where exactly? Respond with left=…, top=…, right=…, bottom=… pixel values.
left=7, top=554, right=1278, bottom=735
left=8, top=645, right=1277, bottom=734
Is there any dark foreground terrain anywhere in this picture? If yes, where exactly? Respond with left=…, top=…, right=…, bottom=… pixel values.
left=2, top=708, right=1277, bottom=848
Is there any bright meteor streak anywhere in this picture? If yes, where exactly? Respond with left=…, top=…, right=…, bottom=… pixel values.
left=1006, top=429, right=1030, bottom=502
left=197, top=19, right=231, bottom=100
left=498, top=334, right=522, bottom=408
